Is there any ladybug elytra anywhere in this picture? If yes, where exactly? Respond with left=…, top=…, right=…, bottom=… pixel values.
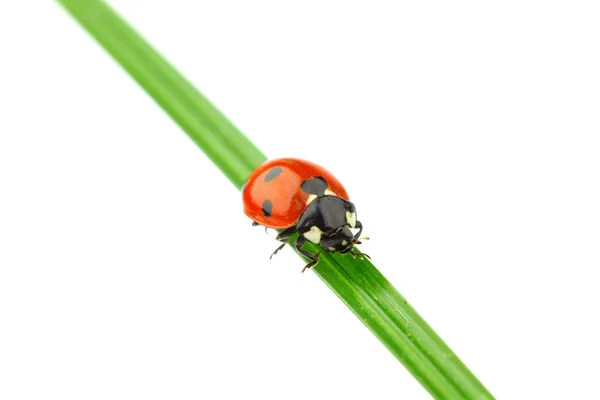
left=242, top=158, right=369, bottom=273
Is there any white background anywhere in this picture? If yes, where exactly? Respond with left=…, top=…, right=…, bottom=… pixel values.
left=1, top=1, right=599, bottom=399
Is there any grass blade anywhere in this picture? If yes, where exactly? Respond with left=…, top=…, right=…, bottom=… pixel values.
left=56, top=1, right=494, bottom=398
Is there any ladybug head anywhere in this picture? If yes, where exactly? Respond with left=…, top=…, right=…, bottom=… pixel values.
left=321, top=225, right=355, bottom=253
left=295, top=196, right=366, bottom=261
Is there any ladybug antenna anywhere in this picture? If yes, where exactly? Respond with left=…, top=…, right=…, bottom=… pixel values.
left=353, top=236, right=370, bottom=245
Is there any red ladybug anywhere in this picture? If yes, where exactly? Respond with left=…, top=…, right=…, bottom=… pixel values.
left=242, top=158, right=369, bottom=272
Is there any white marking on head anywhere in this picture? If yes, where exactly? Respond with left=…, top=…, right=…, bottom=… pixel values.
left=305, top=194, right=317, bottom=205
left=324, top=188, right=336, bottom=196
left=303, top=225, right=323, bottom=244
left=341, top=240, right=348, bottom=246
left=346, top=211, right=357, bottom=228
left=328, top=247, right=336, bottom=251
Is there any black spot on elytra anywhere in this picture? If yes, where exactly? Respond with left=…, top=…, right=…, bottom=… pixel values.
left=301, top=176, right=328, bottom=197
left=264, top=166, right=282, bottom=182
left=262, top=199, right=273, bottom=217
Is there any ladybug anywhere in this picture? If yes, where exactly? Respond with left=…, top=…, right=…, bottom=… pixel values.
left=242, top=158, right=369, bottom=272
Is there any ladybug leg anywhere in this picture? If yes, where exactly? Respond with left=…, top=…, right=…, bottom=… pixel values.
left=350, top=250, right=371, bottom=261
left=252, top=221, right=269, bottom=234
left=349, top=220, right=369, bottom=259
left=275, top=226, right=297, bottom=242
left=295, top=235, right=322, bottom=273
left=352, top=220, right=364, bottom=243
left=270, top=242, right=287, bottom=259
left=270, top=226, right=297, bottom=260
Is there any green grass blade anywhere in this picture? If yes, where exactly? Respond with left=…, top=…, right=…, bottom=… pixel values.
left=57, top=1, right=494, bottom=398
left=57, top=0, right=265, bottom=188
